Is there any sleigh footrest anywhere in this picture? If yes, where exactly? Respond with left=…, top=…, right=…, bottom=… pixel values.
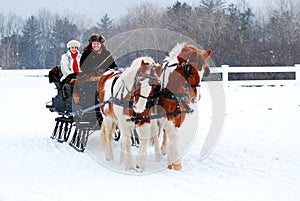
left=50, top=116, right=74, bottom=143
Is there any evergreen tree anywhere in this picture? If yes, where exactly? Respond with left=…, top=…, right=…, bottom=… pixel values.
left=96, top=14, right=113, bottom=38
left=167, top=1, right=192, bottom=12
left=198, top=0, right=226, bottom=12
left=51, top=17, right=79, bottom=65
left=19, top=15, right=41, bottom=69
left=164, top=1, right=193, bottom=35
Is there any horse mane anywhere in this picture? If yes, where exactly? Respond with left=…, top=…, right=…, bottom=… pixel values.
left=121, top=56, right=155, bottom=87
left=166, top=42, right=187, bottom=65
left=123, top=56, right=154, bottom=74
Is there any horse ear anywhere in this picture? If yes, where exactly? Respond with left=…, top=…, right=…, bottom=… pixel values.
left=204, top=50, right=212, bottom=59
left=177, top=56, right=185, bottom=63
left=203, top=66, right=210, bottom=77
left=153, top=64, right=161, bottom=76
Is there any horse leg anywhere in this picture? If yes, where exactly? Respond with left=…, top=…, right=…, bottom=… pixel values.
left=121, top=130, right=134, bottom=170
left=160, top=129, right=168, bottom=155
left=101, top=118, right=114, bottom=161
left=165, top=126, right=182, bottom=170
left=136, top=125, right=151, bottom=170
left=136, top=138, right=148, bottom=171
left=151, top=119, right=162, bottom=161
left=152, top=134, right=161, bottom=162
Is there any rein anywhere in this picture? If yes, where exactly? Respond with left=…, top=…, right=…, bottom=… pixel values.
left=71, top=68, right=155, bottom=117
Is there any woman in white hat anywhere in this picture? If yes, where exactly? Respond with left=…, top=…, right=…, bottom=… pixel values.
left=60, top=39, right=82, bottom=83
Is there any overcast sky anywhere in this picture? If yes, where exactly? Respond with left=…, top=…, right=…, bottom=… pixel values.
left=0, top=0, right=265, bottom=22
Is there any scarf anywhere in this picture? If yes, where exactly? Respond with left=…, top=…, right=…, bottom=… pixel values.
left=70, top=51, right=79, bottom=73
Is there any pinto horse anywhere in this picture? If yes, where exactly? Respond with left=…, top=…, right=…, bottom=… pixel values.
left=146, top=43, right=211, bottom=170
left=97, top=57, right=159, bottom=170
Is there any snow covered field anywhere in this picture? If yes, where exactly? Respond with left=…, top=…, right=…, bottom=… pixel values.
left=0, top=69, right=299, bottom=201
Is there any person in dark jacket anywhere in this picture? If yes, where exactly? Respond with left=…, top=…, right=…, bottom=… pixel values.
left=80, top=34, right=117, bottom=74
left=73, top=34, right=117, bottom=105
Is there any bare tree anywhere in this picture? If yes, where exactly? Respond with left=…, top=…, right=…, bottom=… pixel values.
left=37, top=9, right=56, bottom=69
left=0, top=13, right=5, bottom=41
left=264, top=0, right=300, bottom=65
left=0, top=13, right=23, bottom=69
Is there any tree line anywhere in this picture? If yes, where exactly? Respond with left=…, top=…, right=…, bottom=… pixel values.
left=0, top=0, right=299, bottom=70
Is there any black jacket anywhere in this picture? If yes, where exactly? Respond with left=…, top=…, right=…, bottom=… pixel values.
left=80, top=49, right=117, bottom=74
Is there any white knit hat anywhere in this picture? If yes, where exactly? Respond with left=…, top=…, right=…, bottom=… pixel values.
left=66, top=40, right=80, bottom=48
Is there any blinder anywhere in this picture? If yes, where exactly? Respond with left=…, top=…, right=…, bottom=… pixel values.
left=181, top=52, right=205, bottom=88
left=133, top=63, right=160, bottom=100
left=186, top=52, right=203, bottom=72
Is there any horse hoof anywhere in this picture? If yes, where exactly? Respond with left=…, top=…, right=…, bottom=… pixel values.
left=105, top=153, right=114, bottom=161
left=167, top=163, right=182, bottom=170
left=136, top=165, right=145, bottom=173
left=124, top=161, right=134, bottom=171
left=125, top=166, right=135, bottom=171
left=172, top=163, right=182, bottom=170
left=136, top=164, right=145, bottom=169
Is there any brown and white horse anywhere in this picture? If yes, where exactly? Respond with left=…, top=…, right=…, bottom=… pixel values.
left=97, top=57, right=159, bottom=170
left=147, top=43, right=211, bottom=170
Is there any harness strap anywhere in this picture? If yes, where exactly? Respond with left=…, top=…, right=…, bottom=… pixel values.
left=133, top=93, right=149, bottom=99
left=111, top=97, right=133, bottom=108
left=128, top=88, right=193, bottom=123
left=127, top=107, right=194, bottom=122
left=160, top=90, right=188, bottom=101
left=181, top=100, right=193, bottom=113
left=111, top=75, right=120, bottom=95
left=71, top=98, right=113, bottom=117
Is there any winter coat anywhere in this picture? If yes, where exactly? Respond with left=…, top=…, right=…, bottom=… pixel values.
left=80, top=49, right=117, bottom=74
left=60, top=50, right=82, bottom=81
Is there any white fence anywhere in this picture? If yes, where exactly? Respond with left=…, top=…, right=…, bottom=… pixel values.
left=209, top=64, right=300, bottom=86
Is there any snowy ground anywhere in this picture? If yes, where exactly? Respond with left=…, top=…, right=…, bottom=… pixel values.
left=0, top=69, right=299, bottom=201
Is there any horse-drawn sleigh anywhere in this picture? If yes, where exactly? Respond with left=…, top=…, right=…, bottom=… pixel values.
left=46, top=42, right=211, bottom=171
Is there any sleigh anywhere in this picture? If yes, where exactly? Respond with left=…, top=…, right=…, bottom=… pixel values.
left=46, top=66, right=116, bottom=152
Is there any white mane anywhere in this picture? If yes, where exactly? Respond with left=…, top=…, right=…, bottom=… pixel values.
left=160, top=43, right=187, bottom=88
left=122, top=56, right=155, bottom=113
left=122, top=56, right=154, bottom=78
left=120, top=57, right=151, bottom=88
left=166, top=42, right=186, bottom=65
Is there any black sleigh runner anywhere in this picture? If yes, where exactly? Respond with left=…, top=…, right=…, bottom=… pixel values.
left=46, top=66, right=119, bottom=152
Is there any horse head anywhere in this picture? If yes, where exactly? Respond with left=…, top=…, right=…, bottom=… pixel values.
left=131, top=57, right=158, bottom=113
left=175, top=43, right=211, bottom=103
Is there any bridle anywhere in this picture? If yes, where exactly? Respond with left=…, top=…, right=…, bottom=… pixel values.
left=132, top=63, right=160, bottom=101
left=160, top=51, right=205, bottom=102
left=182, top=51, right=204, bottom=87
left=107, top=63, right=158, bottom=109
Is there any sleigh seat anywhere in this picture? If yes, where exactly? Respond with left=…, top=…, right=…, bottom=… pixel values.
left=47, top=65, right=75, bottom=115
